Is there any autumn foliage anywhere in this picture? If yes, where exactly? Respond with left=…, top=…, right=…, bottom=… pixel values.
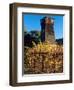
left=24, top=41, right=63, bottom=74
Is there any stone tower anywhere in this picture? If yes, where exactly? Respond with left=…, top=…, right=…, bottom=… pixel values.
left=41, top=17, right=55, bottom=44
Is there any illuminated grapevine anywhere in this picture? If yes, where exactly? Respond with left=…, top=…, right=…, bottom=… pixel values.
left=24, top=41, right=63, bottom=74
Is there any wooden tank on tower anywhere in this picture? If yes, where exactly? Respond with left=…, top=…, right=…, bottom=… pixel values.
left=40, top=17, right=56, bottom=44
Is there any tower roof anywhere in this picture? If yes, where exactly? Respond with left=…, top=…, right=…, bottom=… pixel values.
left=41, top=16, right=54, bottom=24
